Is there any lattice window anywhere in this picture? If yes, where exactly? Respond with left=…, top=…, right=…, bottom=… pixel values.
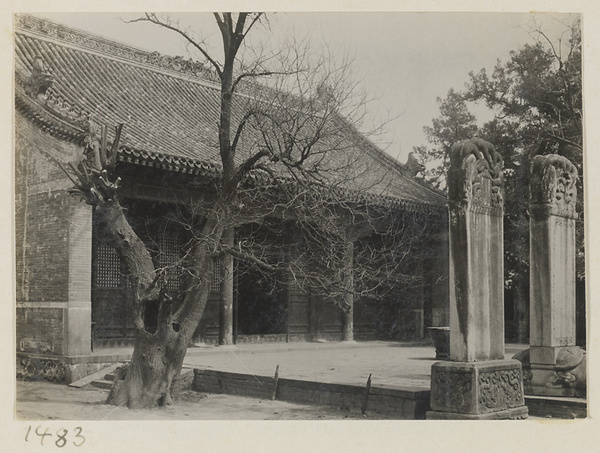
left=211, top=258, right=223, bottom=291
left=95, top=242, right=122, bottom=288
left=155, top=235, right=182, bottom=291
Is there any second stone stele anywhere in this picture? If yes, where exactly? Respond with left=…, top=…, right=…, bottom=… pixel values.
left=427, top=139, right=528, bottom=420
left=513, top=154, right=585, bottom=398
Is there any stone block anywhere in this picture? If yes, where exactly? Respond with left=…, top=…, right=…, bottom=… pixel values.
left=428, top=359, right=528, bottom=419
left=65, top=306, right=92, bottom=356
left=530, top=345, right=560, bottom=365
left=528, top=366, right=583, bottom=398
left=65, top=361, right=114, bottom=384
left=17, top=307, right=64, bottom=355
left=525, top=395, right=587, bottom=419
left=193, top=369, right=431, bottom=419
left=427, top=407, right=529, bottom=420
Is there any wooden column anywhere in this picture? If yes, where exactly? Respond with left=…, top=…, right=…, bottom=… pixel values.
left=219, top=228, right=234, bottom=346
left=341, top=238, right=354, bottom=342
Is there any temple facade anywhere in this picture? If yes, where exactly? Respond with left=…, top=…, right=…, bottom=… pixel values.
left=15, top=15, right=449, bottom=382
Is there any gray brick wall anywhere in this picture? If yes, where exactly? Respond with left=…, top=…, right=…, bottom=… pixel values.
left=15, top=113, right=92, bottom=357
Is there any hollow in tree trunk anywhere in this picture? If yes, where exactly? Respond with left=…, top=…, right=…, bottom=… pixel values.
left=103, top=208, right=222, bottom=409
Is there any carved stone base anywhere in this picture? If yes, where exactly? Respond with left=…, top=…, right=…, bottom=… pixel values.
left=528, top=369, right=583, bottom=398
left=427, top=359, right=528, bottom=420
left=427, top=407, right=529, bottom=420
left=513, top=347, right=586, bottom=398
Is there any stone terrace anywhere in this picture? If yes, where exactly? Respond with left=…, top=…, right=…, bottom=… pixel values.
left=90, top=341, right=528, bottom=389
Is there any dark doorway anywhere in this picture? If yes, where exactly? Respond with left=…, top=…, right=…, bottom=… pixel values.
left=236, top=266, right=286, bottom=335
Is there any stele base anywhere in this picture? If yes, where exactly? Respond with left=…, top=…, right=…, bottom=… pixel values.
left=426, top=359, right=528, bottom=420
left=523, top=346, right=586, bottom=398
left=528, top=366, right=586, bottom=398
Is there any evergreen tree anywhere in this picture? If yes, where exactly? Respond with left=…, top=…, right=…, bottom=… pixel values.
left=413, top=17, right=583, bottom=342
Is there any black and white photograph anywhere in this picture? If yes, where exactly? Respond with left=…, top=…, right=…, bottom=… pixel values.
left=6, top=1, right=600, bottom=451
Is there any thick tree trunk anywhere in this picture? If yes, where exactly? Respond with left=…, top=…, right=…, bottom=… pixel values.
left=96, top=16, right=246, bottom=409
left=95, top=200, right=159, bottom=332
left=105, top=205, right=224, bottom=409
left=106, top=286, right=215, bottom=408
left=106, top=325, right=187, bottom=409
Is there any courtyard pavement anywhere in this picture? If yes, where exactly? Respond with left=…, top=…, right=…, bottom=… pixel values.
left=93, top=341, right=529, bottom=389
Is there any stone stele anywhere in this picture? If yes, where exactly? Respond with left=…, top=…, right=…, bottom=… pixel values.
left=427, top=139, right=527, bottom=420
left=513, top=154, right=585, bottom=398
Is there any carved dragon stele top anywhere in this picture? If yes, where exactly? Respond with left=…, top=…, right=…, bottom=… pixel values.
left=447, top=138, right=504, bottom=212
left=530, top=154, right=578, bottom=219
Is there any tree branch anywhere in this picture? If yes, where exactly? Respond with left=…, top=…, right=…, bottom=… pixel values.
left=241, top=13, right=264, bottom=40
left=231, top=110, right=255, bottom=154
left=129, top=14, right=223, bottom=78
left=233, top=13, right=248, bottom=39
left=222, top=243, right=280, bottom=273
left=232, top=70, right=293, bottom=93
left=227, top=148, right=270, bottom=194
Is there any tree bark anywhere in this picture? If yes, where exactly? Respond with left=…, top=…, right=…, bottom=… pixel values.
left=104, top=16, right=240, bottom=407
left=106, top=322, right=186, bottom=409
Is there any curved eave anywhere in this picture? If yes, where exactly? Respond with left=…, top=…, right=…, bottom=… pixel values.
left=16, top=88, right=222, bottom=178
left=362, top=193, right=447, bottom=215
left=16, top=89, right=446, bottom=214
left=15, top=87, right=86, bottom=144
left=117, top=147, right=221, bottom=177
left=244, top=173, right=447, bottom=215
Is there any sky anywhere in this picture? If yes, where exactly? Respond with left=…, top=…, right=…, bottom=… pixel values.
left=35, top=11, right=578, bottom=164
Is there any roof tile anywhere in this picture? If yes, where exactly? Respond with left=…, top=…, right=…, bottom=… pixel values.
left=14, top=14, right=446, bottom=208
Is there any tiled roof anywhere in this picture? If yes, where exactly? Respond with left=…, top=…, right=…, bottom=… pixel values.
left=14, top=14, right=446, bottom=208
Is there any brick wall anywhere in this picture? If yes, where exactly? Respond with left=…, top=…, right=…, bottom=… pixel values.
left=16, top=308, right=64, bottom=355
left=15, top=112, right=92, bottom=357
left=21, top=192, right=70, bottom=302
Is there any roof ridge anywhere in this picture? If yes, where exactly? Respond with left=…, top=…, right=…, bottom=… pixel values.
left=339, top=118, right=447, bottom=203
left=15, top=14, right=448, bottom=209
left=14, top=14, right=222, bottom=89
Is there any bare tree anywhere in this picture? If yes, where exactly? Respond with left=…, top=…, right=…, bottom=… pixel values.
left=62, top=12, right=443, bottom=409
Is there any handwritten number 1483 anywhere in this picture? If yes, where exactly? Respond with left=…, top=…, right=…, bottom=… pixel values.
left=25, top=426, right=85, bottom=447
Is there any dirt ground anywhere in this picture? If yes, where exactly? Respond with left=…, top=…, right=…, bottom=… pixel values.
left=15, top=343, right=531, bottom=421
left=15, top=381, right=374, bottom=420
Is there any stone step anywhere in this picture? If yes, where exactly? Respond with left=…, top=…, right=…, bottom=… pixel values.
left=91, top=368, right=193, bottom=393
left=90, top=379, right=114, bottom=390
left=525, top=395, right=587, bottom=419
left=69, top=363, right=122, bottom=388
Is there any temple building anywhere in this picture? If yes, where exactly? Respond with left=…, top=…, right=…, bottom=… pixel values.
left=15, top=15, right=449, bottom=382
